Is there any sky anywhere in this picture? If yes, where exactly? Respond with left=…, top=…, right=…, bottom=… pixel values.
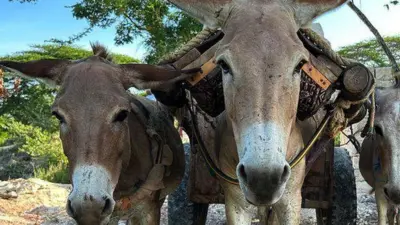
left=0, top=0, right=399, bottom=62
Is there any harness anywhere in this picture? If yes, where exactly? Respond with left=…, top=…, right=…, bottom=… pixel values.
left=154, top=28, right=376, bottom=186
left=110, top=98, right=174, bottom=222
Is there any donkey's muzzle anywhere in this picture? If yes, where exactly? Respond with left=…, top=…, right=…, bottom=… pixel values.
left=237, top=159, right=291, bottom=206
left=237, top=163, right=290, bottom=187
left=67, top=192, right=115, bottom=225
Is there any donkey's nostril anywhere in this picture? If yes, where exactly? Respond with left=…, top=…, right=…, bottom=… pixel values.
left=101, top=198, right=113, bottom=216
left=238, top=164, right=247, bottom=182
left=281, top=165, right=290, bottom=183
left=67, top=199, right=75, bottom=217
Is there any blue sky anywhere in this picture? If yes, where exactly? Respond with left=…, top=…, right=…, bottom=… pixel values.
left=0, top=0, right=399, bottom=62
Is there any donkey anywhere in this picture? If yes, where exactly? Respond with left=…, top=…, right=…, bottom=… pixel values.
left=163, top=0, right=348, bottom=224
left=0, top=44, right=194, bottom=225
left=360, top=87, right=400, bottom=225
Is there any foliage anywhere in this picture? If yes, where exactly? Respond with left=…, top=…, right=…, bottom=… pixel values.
left=34, top=161, right=69, bottom=184
left=65, top=0, right=202, bottom=63
left=0, top=116, right=66, bottom=165
left=12, top=0, right=198, bottom=63
left=384, top=0, right=399, bottom=10
left=338, top=36, right=400, bottom=67
left=0, top=79, right=58, bottom=132
left=334, top=134, right=341, bottom=147
left=0, top=43, right=139, bottom=63
left=0, top=115, right=69, bottom=183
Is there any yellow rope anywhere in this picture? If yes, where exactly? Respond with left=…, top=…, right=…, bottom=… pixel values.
left=158, top=27, right=219, bottom=64
left=301, top=28, right=358, bottom=67
left=289, top=112, right=332, bottom=168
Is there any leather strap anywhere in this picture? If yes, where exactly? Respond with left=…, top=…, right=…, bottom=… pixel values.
left=302, top=62, right=331, bottom=90
left=186, top=57, right=217, bottom=86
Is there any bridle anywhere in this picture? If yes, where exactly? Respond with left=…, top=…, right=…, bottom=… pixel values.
left=110, top=97, right=174, bottom=220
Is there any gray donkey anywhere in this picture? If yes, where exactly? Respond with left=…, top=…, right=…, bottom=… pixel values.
left=360, top=86, right=400, bottom=225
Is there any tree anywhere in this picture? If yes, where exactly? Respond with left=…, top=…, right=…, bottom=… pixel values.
left=8, top=0, right=202, bottom=64
left=70, top=0, right=202, bottom=63
left=338, top=36, right=400, bottom=67
left=347, top=1, right=399, bottom=72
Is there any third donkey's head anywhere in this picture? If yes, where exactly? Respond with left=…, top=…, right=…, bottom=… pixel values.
left=169, top=0, right=347, bottom=205
left=372, top=87, right=400, bottom=205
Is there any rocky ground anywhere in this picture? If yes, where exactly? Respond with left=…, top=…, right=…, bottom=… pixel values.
left=0, top=121, right=379, bottom=224
left=0, top=174, right=377, bottom=225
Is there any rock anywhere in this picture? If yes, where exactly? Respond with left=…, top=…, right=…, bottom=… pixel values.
left=0, top=146, right=35, bottom=180
left=0, top=179, right=72, bottom=225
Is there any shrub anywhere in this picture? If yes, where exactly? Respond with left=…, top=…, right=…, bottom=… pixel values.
left=34, top=161, right=69, bottom=184
left=0, top=115, right=69, bottom=183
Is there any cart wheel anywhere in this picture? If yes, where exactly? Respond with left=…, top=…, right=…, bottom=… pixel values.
left=316, top=147, right=357, bottom=225
left=168, top=143, right=209, bottom=225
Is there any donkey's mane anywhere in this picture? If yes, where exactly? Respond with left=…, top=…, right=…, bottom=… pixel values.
left=90, top=42, right=113, bottom=61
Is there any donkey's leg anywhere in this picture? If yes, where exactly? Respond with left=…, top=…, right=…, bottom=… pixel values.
left=128, top=216, right=140, bottom=225
left=223, top=182, right=254, bottom=225
left=272, top=182, right=302, bottom=225
left=128, top=198, right=163, bottom=225
left=272, top=160, right=305, bottom=225
left=388, top=205, right=396, bottom=225
left=257, top=206, right=269, bottom=225
left=376, top=186, right=389, bottom=225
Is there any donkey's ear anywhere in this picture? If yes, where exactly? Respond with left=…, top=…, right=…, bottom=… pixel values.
left=169, top=0, right=234, bottom=28
left=0, top=59, right=70, bottom=86
left=119, top=64, right=197, bottom=91
left=292, top=0, right=347, bottom=27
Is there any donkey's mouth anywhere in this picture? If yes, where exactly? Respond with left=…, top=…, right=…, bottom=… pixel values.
left=73, top=214, right=111, bottom=225
left=243, top=191, right=283, bottom=206
left=240, top=182, right=287, bottom=206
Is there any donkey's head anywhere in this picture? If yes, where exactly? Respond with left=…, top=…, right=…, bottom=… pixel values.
left=372, top=88, right=400, bottom=205
left=170, top=0, right=347, bottom=205
left=0, top=44, right=192, bottom=224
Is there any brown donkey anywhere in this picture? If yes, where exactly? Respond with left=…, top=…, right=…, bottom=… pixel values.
left=164, top=0, right=348, bottom=224
left=360, top=87, right=400, bottom=225
left=0, top=44, right=194, bottom=225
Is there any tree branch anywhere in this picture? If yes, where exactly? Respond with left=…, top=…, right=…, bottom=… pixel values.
left=348, top=1, right=400, bottom=72
left=122, top=12, right=146, bottom=31
left=0, top=144, right=20, bottom=152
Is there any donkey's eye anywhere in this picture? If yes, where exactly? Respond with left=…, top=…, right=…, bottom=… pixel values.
left=375, top=125, right=384, bottom=136
left=52, top=111, right=65, bottom=124
left=218, top=60, right=232, bottom=75
left=113, top=110, right=129, bottom=123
